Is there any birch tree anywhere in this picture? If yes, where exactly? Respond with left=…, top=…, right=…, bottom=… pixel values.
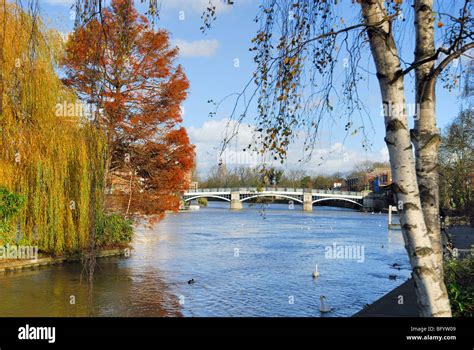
left=360, top=0, right=450, bottom=317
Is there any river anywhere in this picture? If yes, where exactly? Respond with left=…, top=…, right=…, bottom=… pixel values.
left=0, top=202, right=411, bottom=317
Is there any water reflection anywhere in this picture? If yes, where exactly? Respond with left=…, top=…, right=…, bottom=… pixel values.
left=0, top=259, right=181, bottom=317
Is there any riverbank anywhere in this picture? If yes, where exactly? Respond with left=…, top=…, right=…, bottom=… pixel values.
left=354, top=225, right=474, bottom=317
left=0, top=247, right=127, bottom=274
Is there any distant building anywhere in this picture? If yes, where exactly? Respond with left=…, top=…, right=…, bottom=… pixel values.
left=189, top=181, right=199, bottom=190
left=346, top=166, right=392, bottom=193
left=108, top=170, right=138, bottom=194
left=184, top=166, right=199, bottom=190
left=368, top=167, right=392, bottom=192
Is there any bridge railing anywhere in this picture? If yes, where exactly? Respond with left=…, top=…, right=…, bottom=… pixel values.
left=185, top=187, right=364, bottom=197
left=185, top=188, right=232, bottom=193
left=311, top=189, right=363, bottom=197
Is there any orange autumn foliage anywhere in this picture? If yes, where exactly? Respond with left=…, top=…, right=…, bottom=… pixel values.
left=62, top=0, right=195, bottom=217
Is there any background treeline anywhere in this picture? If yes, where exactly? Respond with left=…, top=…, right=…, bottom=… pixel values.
left=439, top=109, right=474, bottom=218
left=198, top=160, right=390, bottom=190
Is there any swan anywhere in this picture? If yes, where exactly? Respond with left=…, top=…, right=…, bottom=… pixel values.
left=319, top=295, right=334, bottom=313
left=312, top=264, right=320, bottom=278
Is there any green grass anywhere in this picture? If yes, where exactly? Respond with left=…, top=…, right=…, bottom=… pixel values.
left=445, top=255, right=474, bottom=317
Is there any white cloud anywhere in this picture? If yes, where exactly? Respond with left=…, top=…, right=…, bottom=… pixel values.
left=173, top=39, right=219, bottom=58
left=188, top=119, right=256, bottom=174
left=188, top=119, right=390, bottom=177
left=44, top=0, right=74, bottom=5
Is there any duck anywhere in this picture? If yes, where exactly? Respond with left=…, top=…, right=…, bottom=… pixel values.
left=187, top=279, right=195, bottom=285
left=312, top=264, right=320, bottom=278
left=390, top=263, right=401, bottom=270
left=389, top=275, right=397, bottom=280
left=319, top=295, right=334, bottom=313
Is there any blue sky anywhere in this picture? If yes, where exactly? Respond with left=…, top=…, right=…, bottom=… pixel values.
left=40, top=0, right=467, bottom=178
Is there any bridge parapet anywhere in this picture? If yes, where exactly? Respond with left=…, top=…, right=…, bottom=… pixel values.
left=186, top=187, right=363, bottom=196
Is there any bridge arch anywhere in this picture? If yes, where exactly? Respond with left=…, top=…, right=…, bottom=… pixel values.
left=240, top=193, right=303, bottom=204
left=312, top=197, right=363, bottom=207
left=183, top=195, right=231, bottom=202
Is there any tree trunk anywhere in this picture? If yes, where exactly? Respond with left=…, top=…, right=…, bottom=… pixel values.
left=413, top=0, right=443, bottom=270
left=360, top=0, right=451, bottom=317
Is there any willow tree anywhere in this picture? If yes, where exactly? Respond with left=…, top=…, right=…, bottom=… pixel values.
left=0, top=2, right=107, bottom=254
left=202, top=0, right=472, bottom=316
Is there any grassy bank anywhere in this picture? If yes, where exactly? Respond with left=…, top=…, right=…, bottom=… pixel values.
left=445, top=255, right=474, bottom=317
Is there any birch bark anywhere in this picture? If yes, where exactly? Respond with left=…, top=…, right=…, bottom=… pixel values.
left=360, top=0, right=452, bottom=317
left=413, top=0, right=444, bottom=270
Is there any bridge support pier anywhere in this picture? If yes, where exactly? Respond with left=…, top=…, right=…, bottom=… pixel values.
left=303, top=192, right=313, bottom=212
left=230, top=191, right=242, bottom=210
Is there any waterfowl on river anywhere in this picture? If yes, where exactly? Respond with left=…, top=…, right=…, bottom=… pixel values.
left=188, top=279, right=195, bottom=285
left=390, top=263, right=401, bottom=270
left=312, top=264, right=320, bottom=278
left=319, top=295, right=334, bottom=313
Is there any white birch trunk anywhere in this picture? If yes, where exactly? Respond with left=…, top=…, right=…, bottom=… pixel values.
left=360, top=0, right=451, bottom=317
left=413, top=0, right=444, bottom=269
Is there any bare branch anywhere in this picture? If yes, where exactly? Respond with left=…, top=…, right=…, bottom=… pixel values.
left=431, top=42, right=474, bottom=80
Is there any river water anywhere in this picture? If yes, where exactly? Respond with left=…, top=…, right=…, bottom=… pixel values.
left=0, top=202, right=410, bottom=317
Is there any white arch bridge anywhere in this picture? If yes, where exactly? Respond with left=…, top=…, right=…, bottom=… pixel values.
left=182, top=187, right=369, bottom=211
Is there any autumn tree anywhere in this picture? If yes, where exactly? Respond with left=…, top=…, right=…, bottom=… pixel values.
left=0, top=2, right=107, bottom=254
left=62, top=0, right=195, bottom=216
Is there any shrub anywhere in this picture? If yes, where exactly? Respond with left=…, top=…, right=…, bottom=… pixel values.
left=95, top=213, right=133, bottom=247
left=0, top=188, right=25, bottom=244
left=197, top=198, right=208, bottom=207
left=445, top=255, right=474, bottom=317
left=0, top=187, right=25, bottom=222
